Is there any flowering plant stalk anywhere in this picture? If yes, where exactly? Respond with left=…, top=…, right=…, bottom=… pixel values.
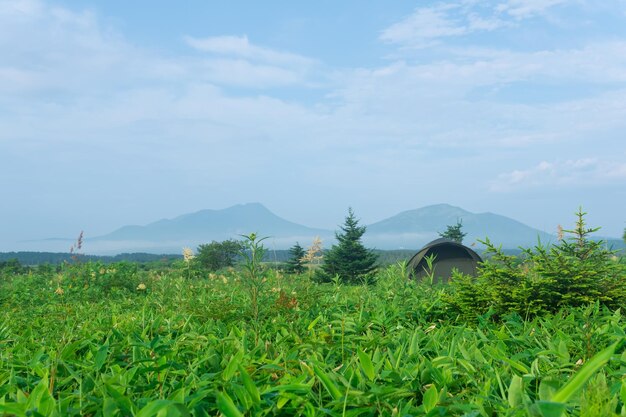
left=239, top=233, right=267, bottom=323
left=183, top=247, right=195, bottom=279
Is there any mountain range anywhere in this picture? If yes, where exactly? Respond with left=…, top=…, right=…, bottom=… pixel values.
left=365, top=204, right=556, bottom=249
left=92, top=203, right=328, bottom=252
left=70, top=202, right=563, bottom=254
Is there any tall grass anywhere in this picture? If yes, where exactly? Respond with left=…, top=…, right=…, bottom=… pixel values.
left=0, top=260, right=624, bottom=416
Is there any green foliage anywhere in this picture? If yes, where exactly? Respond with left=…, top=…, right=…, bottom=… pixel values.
left=0, top=211, right=624, bottom=415
left=0, top=251, right=183, bottom=266
left=580, top=373, right=618, bottom=417
left=285, top=242, right=306, bottom=274
left=439, top=219, right=467, bottom=243
left=0, top=258, right=23, bottom=275
left=372, top=249, right=415, bottom=266
left=318, top=208, right=378, bottom=284
left=65, top=261, right=144, bottom=296
left=239, top=233, right=268, bottom=322
left=448, top=208, right=626, bottom=319
left=0, top=257, right=625, bottom=415
left=196, top=239, right=244, bottom=271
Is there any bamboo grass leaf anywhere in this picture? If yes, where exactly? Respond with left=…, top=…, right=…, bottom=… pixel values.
left=95, top=342, right=109, bottom=371
left=238, top=364, right=260, bottom=404
left=136, top=399, right=174, bottom=417
left=308, top=315, right=322, bottom=331
left=508, top=375, right=524, bottom=407
left=533, top=401, right=567, bottom=417
left=538, top=379, right=559, bottom=402
left=422, top=385, right=438, bottom=412
left=223, top=351, right=243, bottom=381
left=551, top=342, right=617, bottom=403
left=171, top=403, right=192, bottom=417
left=216, top=392, right=244, bottom=417
left=0, top=404, right=27, bottom=415
left=357, top=349, right=376, bottom=381
left=26, top=377, right=56, bottom=416
left=313, top=364, right=343, bottom=401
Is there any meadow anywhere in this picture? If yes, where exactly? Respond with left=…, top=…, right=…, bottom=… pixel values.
left=0, top=254, right=625, bottom=417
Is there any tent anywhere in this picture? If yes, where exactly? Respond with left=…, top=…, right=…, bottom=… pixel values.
left=407, top=238, right=482, bottom=283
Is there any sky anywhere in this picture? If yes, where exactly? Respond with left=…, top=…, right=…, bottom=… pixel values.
left=1, top=0, right=626, bottom=251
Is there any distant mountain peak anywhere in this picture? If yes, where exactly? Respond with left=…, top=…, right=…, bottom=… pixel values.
left=230, top=202, right=266, bottom=209
left=365, top=203, right=553, bottom=249
left=96, top=202, right=330, bottom=245
left=412, top=203, right=470, bottom=214
left=422, top=203, right=463, bottom=209
left=388, top=203, right=471, bottom=221
left=228, top=202, right=272, bottom=212
left=174, top=202, right=270, bottom=220
left=78, top=202, right=556, bottom=254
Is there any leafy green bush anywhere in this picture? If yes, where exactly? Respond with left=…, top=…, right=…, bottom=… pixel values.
left=448, top=208, right=626, bottom=319
left=195, top=239, right=244, bottom=272
left=0, top=258, right=24, bottom=276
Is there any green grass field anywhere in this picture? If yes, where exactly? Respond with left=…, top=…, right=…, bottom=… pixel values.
left=0, top=261, right=625, bottom=416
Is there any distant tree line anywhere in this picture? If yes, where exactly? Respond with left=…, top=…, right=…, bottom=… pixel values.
left=0, top=252, right=183, bottom=266
left=0, top=245, right=526, bottom=270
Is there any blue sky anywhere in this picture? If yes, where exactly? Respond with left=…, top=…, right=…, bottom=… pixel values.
left=1, top=0, right=626, bottom=251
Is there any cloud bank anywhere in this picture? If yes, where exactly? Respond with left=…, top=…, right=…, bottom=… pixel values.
left=1, top=0, right=625, bottom=248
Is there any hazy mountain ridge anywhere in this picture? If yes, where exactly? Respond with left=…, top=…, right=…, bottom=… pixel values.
left=100, top=203, right=328, bottom=241
left=87, top=203, right=332, bottom=254
left=84, top=203, right=559, bottom=254
left=365, top=203, right=555, bottom=249
left=17, top=202, right=622, bottom=255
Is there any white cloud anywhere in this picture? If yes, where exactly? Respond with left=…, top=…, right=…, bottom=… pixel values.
left=195, top=59, right=303, bottom=87
left=183, top=35, right=322, bottom=88
left=380, top=0, right=571, bottom=47
left=185, top=35, right=314, bottom=67
left=0, top=0, right=42, bottom=16
left=496, top=0, right=568, bottom=19
left=326, top=39, right=626, bottom=152
left=491, top=158, right=626, bottom=191
left=2, top=0, right=624, bottom=160
left=379, top=3, right=510, bottom=47
left=2, top=0, right=626, bottom=242
left=380, top=5, right=470, bottom=47
left=0, top=1, right=321, bottom=98
left=467, top=13, right=507, bottom=31
left=0, top=0, right=323, bottom=157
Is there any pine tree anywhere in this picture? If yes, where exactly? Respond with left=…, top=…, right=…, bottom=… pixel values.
left=319, top=208, right=378, bottom=284
left=536, top=207, right=617, bottom=307
left=439, top=220, right=467, bottom=243
left=448, top=208, right=626, bottom=318
left=285, top=242, right=306, bottom=274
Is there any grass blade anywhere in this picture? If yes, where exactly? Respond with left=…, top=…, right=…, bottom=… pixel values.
left=551, top=342, right=617, bottom=403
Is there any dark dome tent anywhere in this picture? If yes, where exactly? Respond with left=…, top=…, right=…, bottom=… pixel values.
left=407, top=238, right=482, bottom=283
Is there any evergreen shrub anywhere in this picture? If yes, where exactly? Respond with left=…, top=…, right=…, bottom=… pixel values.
left=447, top=208, right=626, bottom=319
